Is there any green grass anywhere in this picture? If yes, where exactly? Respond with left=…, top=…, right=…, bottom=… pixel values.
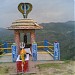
left=64, top=60, right=71, bottom=64
left=0, top=66, right=9, bottom=74
left=36, top=63, right=61, bottom=69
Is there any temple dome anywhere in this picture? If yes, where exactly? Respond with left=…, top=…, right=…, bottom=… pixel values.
left=8, top=19, right=43, bottom=30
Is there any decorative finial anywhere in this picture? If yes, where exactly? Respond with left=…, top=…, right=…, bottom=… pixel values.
left=18, top=3, right=32, bottom=18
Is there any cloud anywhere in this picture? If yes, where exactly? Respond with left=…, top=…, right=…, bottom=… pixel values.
left=0, top=0, right=74, bottom=28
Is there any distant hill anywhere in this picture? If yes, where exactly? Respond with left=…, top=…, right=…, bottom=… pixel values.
left=0, top=28, right=14, bottom=42
left=0, top=21, right=75, bottom=60
left=36, top=21, right=75, bottom=60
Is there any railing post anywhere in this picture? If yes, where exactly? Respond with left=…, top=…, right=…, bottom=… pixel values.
left=54, top=41, right=60, bottom=60
left=44, top=40, right=49, bottom=51
left=32, top=42, right=37, bottom=61
left=3, top=42, right=8, bottom=53
left=11, top=43, right=18, bottom=62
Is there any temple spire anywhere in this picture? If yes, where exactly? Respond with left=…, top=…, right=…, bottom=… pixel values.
left=18, top=3, right=32, bottom=18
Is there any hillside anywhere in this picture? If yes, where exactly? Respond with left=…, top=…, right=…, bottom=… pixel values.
left=0, top=21, right=75, bottom=60
left=0, top=28, right=14, bottom=42
left=36, top=21, right=75, bottom=60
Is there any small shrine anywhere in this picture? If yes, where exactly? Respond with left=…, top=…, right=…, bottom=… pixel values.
left=8, top=3, right=43, bottom=54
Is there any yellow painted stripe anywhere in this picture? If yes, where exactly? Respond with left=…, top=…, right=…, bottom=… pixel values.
left=38, top=46, right=53, bottom=48
left=48, top=47, right=54, bottom=51
left=0, top=48, right=11, bottom=50
left=0, top=54, right=12, bottom=56
left=38, top=52, right=54, bottom=54
left=0, top=53, right=12, bottom=56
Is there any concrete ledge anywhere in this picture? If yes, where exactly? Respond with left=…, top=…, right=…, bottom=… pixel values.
left=37, top=53, right=54, bottom=60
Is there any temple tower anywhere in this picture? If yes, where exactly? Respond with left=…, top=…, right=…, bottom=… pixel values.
left=8, top=3, right=43, bottom=54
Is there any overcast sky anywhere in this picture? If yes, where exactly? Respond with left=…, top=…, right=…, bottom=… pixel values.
left=0, top=0, right=74, bottom=28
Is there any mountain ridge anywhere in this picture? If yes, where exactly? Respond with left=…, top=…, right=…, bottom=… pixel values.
left=0, top=21, right=75, bottom=60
